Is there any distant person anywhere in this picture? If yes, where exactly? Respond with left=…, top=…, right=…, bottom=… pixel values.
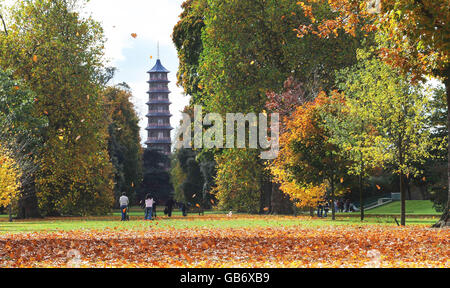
left=334, top=200, right=339, bottom=213
left=349, top=202, right=355, bottom=212
left=144, top=194, right=154, bottom=220
left=324, top=201, right=330, bottom=217
left=166, top=198, right=174, bottom=217
left=345, top=199, right=350, bottom=212
left=181, top=203, right=187, bottom=217
left=119, top=192, right=129, bottom=221
left=317, top=202, right=323, bottom=217
left=152, top=198, right=157, bottom=218
left=338, top=200, right=344, bottom=213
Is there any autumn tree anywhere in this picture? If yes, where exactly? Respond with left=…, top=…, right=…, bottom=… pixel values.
left=0, top=144, right=21, bottom=222
left=270, top=93, right=349, bottom=219
left=293, top=0, right=449, bottom=226
left=172, top=0, right=363, bottom=213
left=0, top=68, right=46, bottom=218
left=104, top=84, right=142, bottom=207
left=334, top=50, right=439, bottom=225
left=0, top=0, right=114, bottom=216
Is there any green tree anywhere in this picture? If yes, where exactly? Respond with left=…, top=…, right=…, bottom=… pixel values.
left=292, top=0, right=450, bottom=227
left=0, top=0, right=114, bottom=216
left=104, top=85, right=142, bottom=207
left=335, top=50, right=440, bottom=225
left=0, top=69, right=46, bottom=218
left=173, top=0, right=363, bottom=213
left=140, top=149, right=173, bottom=206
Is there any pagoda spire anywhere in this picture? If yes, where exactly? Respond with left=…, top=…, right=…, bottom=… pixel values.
left=157, top=41, right=160, bottom=60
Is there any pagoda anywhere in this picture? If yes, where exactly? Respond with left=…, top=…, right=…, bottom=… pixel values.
left=145, top=57, right=173, bottom=155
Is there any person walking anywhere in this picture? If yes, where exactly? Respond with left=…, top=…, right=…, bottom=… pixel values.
left=152, top=198, right=157, bottom=218
left=317, top=202, right=323, bottom=217
left=119, top=192, right=129, bottom=221
left=144, top=194, right=154, bottom=220
left=345, top=199, right=350, bottom=212
left=324, top=201, right=330, bottom=217
left=166, top=198, right=174, bottom=217
left=181, top=203, right=187, bottom=217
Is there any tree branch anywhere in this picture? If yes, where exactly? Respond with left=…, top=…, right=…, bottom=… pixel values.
left=0, top=13, right=8, bottom=35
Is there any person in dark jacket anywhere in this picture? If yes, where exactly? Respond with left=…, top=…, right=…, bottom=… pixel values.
left=323, top=201, right=330, bottom=217
left=152, top=198, right=157, bottom=218
left=181, top=203, right=187, bottom=217
left=166, top=198, right=174, bottom=217
left=317, top=202, right=323, bottom=217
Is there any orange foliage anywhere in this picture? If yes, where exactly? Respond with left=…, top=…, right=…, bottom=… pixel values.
left=270, top=92, right=345, bottom=208
left=0, top=216, right=448, bottom=268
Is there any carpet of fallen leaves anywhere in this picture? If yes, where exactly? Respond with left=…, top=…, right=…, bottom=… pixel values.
left=0, top=218, right=448, bottom=268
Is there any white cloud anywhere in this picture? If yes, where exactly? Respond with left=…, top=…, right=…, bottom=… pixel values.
left=85, top=0, right=190, bottom=146
left=85, top=0, right=182, bottom=64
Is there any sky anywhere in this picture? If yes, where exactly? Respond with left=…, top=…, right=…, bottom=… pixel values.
left=84, top=0, right=190, bottom=146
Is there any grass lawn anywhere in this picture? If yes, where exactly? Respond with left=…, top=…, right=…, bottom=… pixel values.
left=0, top=210, right=441, bottom=234
left=363, top=200, right=440, bottom=215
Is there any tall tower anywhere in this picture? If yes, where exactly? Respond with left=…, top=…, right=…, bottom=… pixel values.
left=145, top=57, right=173, bottom=155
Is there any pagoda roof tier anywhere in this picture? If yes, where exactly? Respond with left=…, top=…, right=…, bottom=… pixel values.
left=147, top=59, right=170, bottom=73
left=146, top=112, right=173, bottom=117
left=146, top=100, right=172, bottom=105
left=145, top=125, right=174, bottom=130
left=145, top=138, right=172, bottom=144
left=147, top=89, right=171, bottom=94
left=147, top=79, right=170, bottom=84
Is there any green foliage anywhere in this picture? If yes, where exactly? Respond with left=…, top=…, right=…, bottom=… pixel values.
left=0, top=0, right=114, bottom=216
left=140, top=149, right=173, bottom=204
left=213, top=149, right=263, bottom=213
left=0, top=68, right=46, bottom=218
left=172, top=148, right=204, bottom=207
left=334, top=49, right=442, bottom=224
left=198, top=0, right=362, bottom=114
left=336, top=50, right=440, bottom=178
left=172, top=0, right=207, bottom=105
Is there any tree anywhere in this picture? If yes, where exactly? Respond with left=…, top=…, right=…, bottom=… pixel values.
left=172, top=0, right=362, bottom=214
left=0, top=0, right=114, bottom=216
left=321, top=94, right=384, bottom=221
left=172, top=148, right=204, bottom=209
left=172, top=0, right=207, bottom=105
left=104, top=85, right=142, bottom=207
left=270, top=93, right=349, bottom=219
left=140, top=149, right=173, bottom=205
left=213, top=149, right=263, bottom=213
left=0, top=68, right=46, bottom=218
left=335, top=50, right=439, bottom=225
left=293, top=0, right=450, bottom=226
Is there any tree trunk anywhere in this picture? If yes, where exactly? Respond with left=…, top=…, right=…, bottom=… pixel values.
left=433, top=71, right=450, bottom=228
left=8, top=204, right=12, bottom=222
left=360, top=154, right=364, bottom=222
left=400, top=172, right=406, bottom=226
left=16, top=181, right=42, bottom=219
left=360, top=172, right=364, bottom=221
left=270, top=183, right=293, bottom=215
left=331, top=178, right=336, bottom=221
